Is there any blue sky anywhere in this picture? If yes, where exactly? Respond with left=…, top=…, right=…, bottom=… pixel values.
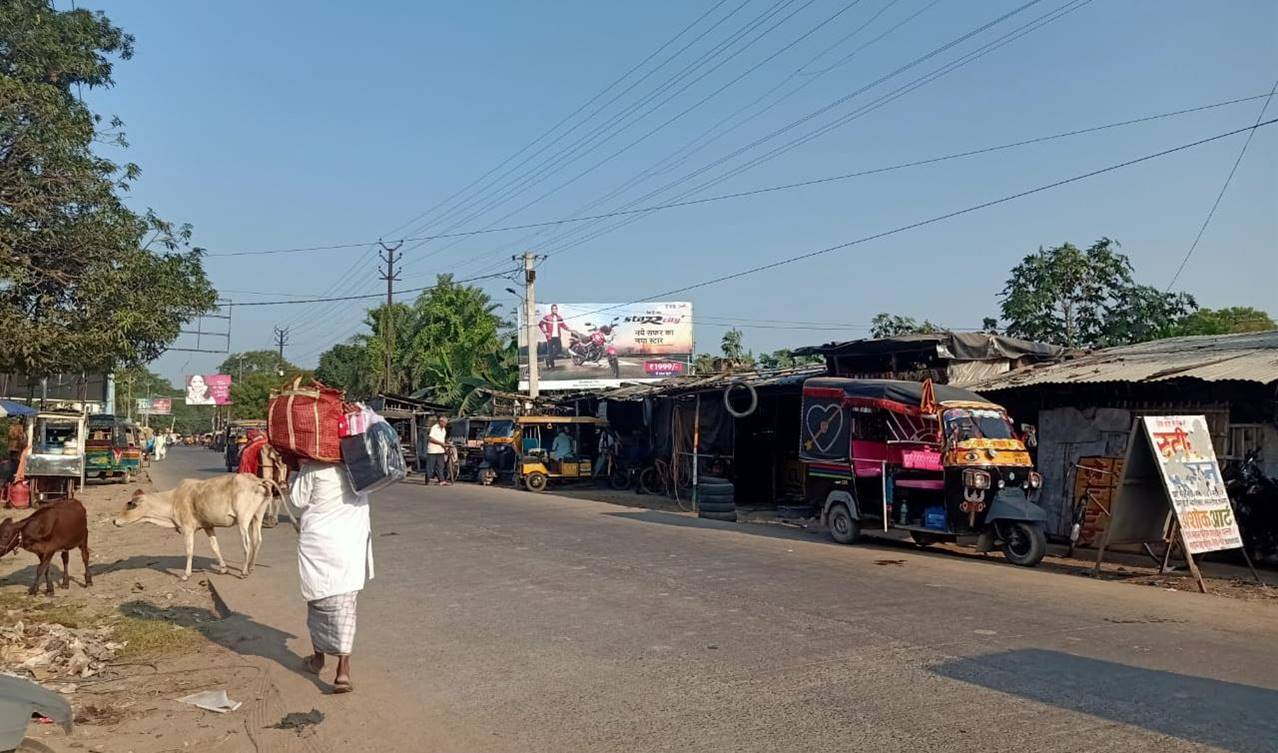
left=84, top=0, right=1276, bottom=384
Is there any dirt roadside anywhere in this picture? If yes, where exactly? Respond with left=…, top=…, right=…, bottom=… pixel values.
left=0, top=473, right=330, bottom=753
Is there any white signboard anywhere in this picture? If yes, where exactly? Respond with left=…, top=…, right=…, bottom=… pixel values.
left=1142, top=415, right=1242, bottom=554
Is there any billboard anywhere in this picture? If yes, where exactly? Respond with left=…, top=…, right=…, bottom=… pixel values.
left=184, top=374, right=233, bottom=405
left=520, top=302, right=693, bottom=390
left=135, top=397, right=173, bottom=415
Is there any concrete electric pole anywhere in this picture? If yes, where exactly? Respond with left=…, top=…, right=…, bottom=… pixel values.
left=273, top=327, right=290, bottom=361
left=520, top=252, right=540, bottom=400
left=378, top=240, right=404, bottom=394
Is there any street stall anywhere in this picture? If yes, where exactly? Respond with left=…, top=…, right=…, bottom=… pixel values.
left=969, top=331, right=1278, bottom=566
left=366, top=393, right=450, bottom=473
left=23, top=408, right=86, bottom=503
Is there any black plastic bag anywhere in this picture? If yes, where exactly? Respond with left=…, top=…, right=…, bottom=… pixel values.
left=340, top=422, right=406, bottom=494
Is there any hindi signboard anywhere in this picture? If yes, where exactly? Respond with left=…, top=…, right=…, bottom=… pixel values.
left=1142, top=415, right=1242, bottom=554
left=135, top=397, right=173, bottom=415
left=519, top=302, right=694, bottom=390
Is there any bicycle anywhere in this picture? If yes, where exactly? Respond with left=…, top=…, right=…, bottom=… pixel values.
left=638, top=458, right=694, bottom=511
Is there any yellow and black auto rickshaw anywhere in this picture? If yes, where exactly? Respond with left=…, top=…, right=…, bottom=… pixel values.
left=478, top=416, right=611, bottom=492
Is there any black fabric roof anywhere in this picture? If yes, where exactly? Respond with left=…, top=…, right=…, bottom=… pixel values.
left=804, top=377, right=997, bottom=406
left=794, top=332, right=1063, bottom=361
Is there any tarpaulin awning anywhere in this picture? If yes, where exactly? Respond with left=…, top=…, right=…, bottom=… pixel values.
left=794, top=332, right=1063, bottom=362
left=0, top=400, right=37, bottom=417
left=802, top=377, right=997, bottom=407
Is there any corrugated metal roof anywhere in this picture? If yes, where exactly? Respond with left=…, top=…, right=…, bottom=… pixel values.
left=588, top=365, right=826, bottom=402
left=971, top=330, right=1278, bottom=391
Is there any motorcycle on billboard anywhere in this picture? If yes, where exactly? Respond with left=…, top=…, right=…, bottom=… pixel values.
left=522, top=303, right=693, bottom=390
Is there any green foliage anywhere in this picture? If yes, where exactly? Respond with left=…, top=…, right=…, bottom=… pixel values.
left=218, top=350, right=295, bottom=379
left=998, top=238, right=1196, bottom=348
left=315, top=342, right=375, bottom=398
left=313, top=275, right=516, bottom=410
left=1173, top=306, right=1276, bottom=336
left=756, top=348, right=822, bottom=370
left=0, top=0, right=215, bottom=375
left=228, top=370, right=308, bottom=420
left=719, top=328, right=749, bottom=361
left=113, top=366, right=206, bottom=434
left=870, top=313, right=943, bottom=338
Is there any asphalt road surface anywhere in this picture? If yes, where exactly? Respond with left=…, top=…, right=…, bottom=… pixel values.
left=157, top=448, right=1278, bottom=753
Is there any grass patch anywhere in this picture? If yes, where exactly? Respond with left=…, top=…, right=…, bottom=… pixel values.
left=108, top=615, right=202, bottom=659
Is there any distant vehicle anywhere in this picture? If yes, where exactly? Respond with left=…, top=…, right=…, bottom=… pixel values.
left=84, top=415, right=140, bottom=484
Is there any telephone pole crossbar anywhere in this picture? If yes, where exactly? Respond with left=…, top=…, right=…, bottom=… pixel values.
left=378, top=240, right=404, bottom=393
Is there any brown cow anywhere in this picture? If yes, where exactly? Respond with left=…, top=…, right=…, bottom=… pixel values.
left=113, top=475, right=275, bottom=580
left=0, top=499, right=92, bottom=596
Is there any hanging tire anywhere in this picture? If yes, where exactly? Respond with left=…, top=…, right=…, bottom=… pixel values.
left=524, top=472, right=548, bottom=493
left=699, top=510, right=737, bottom=522
left=827, top=503, right=861, bottom=544
left=776, top=504, right=817, bottom=520
left=723, top=381, right=757, bottom=418
left=999, top=521, right=1047, bottom=567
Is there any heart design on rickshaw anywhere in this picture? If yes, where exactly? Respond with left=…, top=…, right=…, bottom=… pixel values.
left=805, top=403, right=844, bottom=454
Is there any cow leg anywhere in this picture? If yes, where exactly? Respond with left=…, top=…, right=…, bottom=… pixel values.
left=60, top=550, right=70, bottom=589
left=247, top=510, right=265, bottom=575
left=238, top=520, right=253, bottom=577
left=181, top=528, right=195, bottom=581
left=204, top=528, right=227, bottom=574
left=80, top=540, right=92, bottom=587
left=29, top=555, right=50, bottom=596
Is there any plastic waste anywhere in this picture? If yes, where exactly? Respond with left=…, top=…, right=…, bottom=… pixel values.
left=341, top=422, right=407, bottom=494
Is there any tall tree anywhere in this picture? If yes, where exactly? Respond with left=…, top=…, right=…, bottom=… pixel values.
left=0, top=0, right=215, bottom=375
left=1173, top=306, right=1276, bottom=336
left=218, top=350, right=296, bottom=381
left=315, top=341, right=375, bottom=398
left=999, top=238, right=1196, bottom=348
left=870, top=313, right=942, bottom=338
left=756, top=348, right=822, bottom=370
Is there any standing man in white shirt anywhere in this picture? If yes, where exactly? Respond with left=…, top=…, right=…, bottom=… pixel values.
left=287, top=459, right=374, bottom=694
left=425, top=415, right=451, bottom=486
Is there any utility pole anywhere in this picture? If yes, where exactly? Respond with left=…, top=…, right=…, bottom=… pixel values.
left=272, top=327, right=290, bottom=361
left=518, top=252, right=541, bottom=399
left=378, top=240, right=403, bottom=394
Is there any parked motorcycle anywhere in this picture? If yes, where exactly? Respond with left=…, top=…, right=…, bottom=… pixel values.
left=569, top=320, right=621, bottom=379
left=1225, top=450, right=1278, bottom=566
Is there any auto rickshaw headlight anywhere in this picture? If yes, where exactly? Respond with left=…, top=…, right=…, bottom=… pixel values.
left=963, top=469, right=991, bottom=489
left=1028, top=471, right=1043, bottom=489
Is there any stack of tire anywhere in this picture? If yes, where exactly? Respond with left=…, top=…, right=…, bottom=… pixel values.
left=697, top=476, right=736, bottom=522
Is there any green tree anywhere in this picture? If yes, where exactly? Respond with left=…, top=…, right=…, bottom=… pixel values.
left=0, top=1, right=216, bottom=376
left=1173, top=306, right=1276, bottom=336
left=218, top=350, right=295, bottom=381
left=315, top=341, right=375, bottom=398
left=756, top=349, right=822, bottom=370
left=870, top=313, right=943, bottom=338
left=999, top=238, right=1196, bottom=348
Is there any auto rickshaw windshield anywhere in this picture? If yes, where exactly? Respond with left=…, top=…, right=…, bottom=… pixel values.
left=485, top=420, right=516, bottom=439
left=943, top=408, right=1016, bottom=441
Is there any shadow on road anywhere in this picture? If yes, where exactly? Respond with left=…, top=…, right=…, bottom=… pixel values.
left=931, top=649, right=1278, bottom=753
left=118, top=599, right=327, bottom=692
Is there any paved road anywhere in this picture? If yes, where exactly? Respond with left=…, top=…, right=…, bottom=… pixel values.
left=155, top=447, right=1278, bottom=753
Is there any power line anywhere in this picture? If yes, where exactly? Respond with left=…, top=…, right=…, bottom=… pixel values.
left=1166, top=76, right=1278, bottom=291
left=228, top=271, right=513, bottom=307
left=561, top=118, right=1278, bottom=324
left=536, top=0, right=1091, bottom=259
left=205, top=93, right=1269, bottom=259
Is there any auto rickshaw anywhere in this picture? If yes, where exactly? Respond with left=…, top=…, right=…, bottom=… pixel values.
left=477, top=418, right=518, bottom=486
left=85, top=415, right=139, bottom=483
left=446, top=416, right=496, bottom=481
left=512, top=416, right=611, bottom=492
left=800, top=378, right=1048, bottom=567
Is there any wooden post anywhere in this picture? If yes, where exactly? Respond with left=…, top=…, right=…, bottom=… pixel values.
left=692, top=394, right=701, bottom=513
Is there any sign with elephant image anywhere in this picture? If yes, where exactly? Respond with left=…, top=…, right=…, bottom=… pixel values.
left=518, top=302, right=694, bottom=390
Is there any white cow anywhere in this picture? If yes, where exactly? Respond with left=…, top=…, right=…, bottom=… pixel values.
left=113, top=474, right=276, bottom=580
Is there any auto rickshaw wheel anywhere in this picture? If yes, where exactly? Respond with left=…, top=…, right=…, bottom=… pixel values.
left=525, top=471, right=548, bottom=492
left=827, top=503, right=860, bottom=545
left=999, top=521, right=1047, bottom=567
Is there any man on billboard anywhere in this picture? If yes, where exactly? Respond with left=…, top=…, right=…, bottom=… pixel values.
left=538, top=304, right=572, bottom=369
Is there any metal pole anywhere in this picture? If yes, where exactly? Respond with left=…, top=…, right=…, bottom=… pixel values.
left=523, top=252, right=540, bottom=400
left=692, top=394, right=701, bottom=512
left=378, top=240, right=404, bottom=394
